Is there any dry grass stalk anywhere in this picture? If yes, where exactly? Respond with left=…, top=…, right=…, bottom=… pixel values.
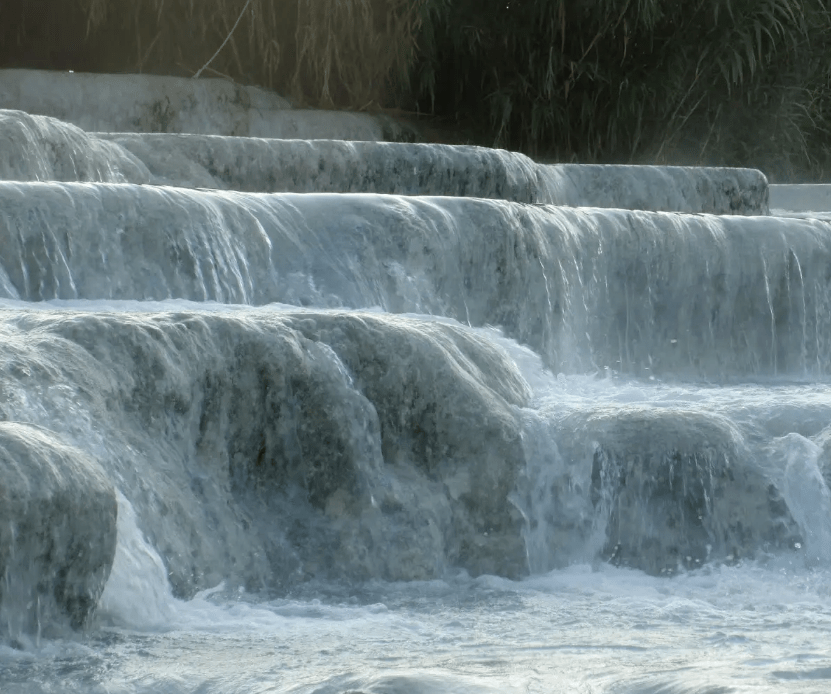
left=75, top=0, right=425, bottom=109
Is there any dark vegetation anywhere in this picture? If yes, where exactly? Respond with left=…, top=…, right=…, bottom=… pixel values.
left=1, top=0, right=830, bottom=180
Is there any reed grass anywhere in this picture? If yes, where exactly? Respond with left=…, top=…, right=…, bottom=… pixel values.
left=73, top=0, right=424, bottom=108
left=412, top=0, right=831, bottom=180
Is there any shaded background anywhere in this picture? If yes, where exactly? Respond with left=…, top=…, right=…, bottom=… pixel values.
left=2, top=0, right=830, bottom=180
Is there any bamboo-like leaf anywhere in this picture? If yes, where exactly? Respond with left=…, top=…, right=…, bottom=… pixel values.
left=731, top=49, right=743, bottom=85
left=741, top=31, right=756, bottom=76
left=716, top=57, right=732, bottom=93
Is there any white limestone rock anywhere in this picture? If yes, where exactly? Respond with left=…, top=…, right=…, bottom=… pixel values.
left=0, top=182, right=278, bottom=304
left=0, top=69, right=393, bottom=140
left=770, top=184, right=831, bottom=212
left=99, top=133, right=544, bottom=201
left=532, top=406, right=802, bottom=575
left=541, top=163, right=769, bottom=215
left=0, top=307, right=531, bottom=593
left=0, top=422, right=117, bottom=636
left=0, top=110, right=150, bottom=183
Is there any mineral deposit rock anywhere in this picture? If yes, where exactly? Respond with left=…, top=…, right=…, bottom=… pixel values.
left=0, top=422, right=117, bottom=636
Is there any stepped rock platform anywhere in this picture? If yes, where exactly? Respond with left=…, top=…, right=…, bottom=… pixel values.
left=1, top=107, right=766, bottom=212
left=770, top=183, right=831, bottom=213
left=0, top=69, right=410, bottom=141
left=0, top=70, right=828, bottom=641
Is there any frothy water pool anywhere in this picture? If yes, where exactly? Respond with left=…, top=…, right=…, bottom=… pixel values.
left=6, top=526, right=831, bottom=693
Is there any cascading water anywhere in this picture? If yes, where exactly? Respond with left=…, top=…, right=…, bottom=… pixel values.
left=0, top=91, right=829, bottom=694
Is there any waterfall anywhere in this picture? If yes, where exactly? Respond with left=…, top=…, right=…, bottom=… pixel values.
left=0, top=96, right=828, bottom=643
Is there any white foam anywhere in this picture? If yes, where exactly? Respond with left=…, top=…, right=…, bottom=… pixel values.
left=98, top=492, right=178, bottom=630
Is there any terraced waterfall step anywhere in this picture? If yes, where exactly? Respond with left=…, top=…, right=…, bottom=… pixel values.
left=2, top=109, right=767, bottom=212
